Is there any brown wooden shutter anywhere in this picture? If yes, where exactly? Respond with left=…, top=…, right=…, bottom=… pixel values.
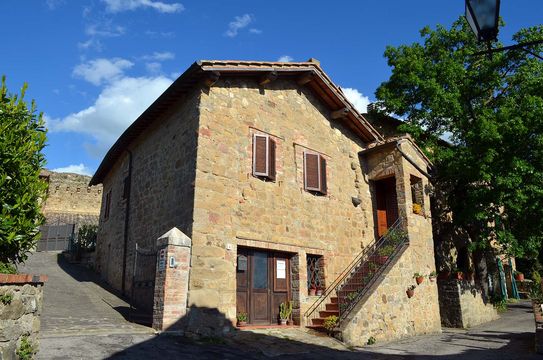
left=268, top=138, right=276, bottom=181
left=304, top=152, right=320, bottom=191
left=253, top=134, right=269, bottom=177
left=320, top=156, right=327, bottom=195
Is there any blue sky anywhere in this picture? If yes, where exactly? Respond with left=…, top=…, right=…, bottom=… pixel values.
left=2, top=1, right=542, bottom=177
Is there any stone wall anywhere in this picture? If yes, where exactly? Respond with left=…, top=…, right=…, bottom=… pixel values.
left=95, top=88, right=201, bottom=296
left=0, top=274, right=47, bottom=360
left=190, top=77, right=373, bottom=329
left=341, top=140, right=441, bottom=345
left=40, top=170, right=102, bottom=226
left=438, top=279, right=498, bottom=328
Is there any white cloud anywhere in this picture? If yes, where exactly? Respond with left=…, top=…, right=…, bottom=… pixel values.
left=225, top=14, right=254, bottom=37
left=146, top=62, right=162, bottom=73
left=51, top=164, right=93, bottom=176
left=277, top=55, right=293, bottom=62
left=249, top=28, right=262, bottom=34
left=102, top=0, right=184, bottom=13
left=47, top=75, right=173, bottom=158
left=46, top=0, right=65, bottom=10
left=85, top=21, right=126, bottom=37
left=73, top=58, right=134, bottom=86
left=141, top=51, right=175, bottom=61
left=342, top=87, right=371, bottom=113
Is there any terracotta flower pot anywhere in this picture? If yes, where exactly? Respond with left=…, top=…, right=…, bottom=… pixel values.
left=416, top=276, right=424, bottom=285
left=309, top=288, right=316, bottom=296
left=515, top=273, right=525, bottom=282
left=237, top=321, right=247, bottom=327
left=406, top=289, right=415, bottom=298
left=454, top=272, right=464, bottom=281
left=429, top=276, right=436, bottom=282
left=316, top=289, right=323, bottom=296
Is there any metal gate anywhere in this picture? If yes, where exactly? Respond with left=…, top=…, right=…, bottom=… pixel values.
left=37, top=224, right=75, bottom=251
left=129, top=243, right=157, bottom=324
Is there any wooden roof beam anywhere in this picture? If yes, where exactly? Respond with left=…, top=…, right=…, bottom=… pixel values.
left=258, top=71, right=278, bottom=86
left=331, top=107, right=349, bottom=120
left=203, top=71, right=220, bottom=87
left=297, top=72, right=315, bottom=86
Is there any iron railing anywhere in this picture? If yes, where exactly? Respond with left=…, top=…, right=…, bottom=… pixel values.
left=304, top=218, right=408, bottom=327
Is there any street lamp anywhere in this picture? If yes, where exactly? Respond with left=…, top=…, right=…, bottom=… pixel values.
left=465, top=0, right=500, bottom=42
left=465, top=0, right=542, bottom=59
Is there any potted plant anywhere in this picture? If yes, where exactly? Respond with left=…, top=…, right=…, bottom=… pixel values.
left=412, top=203, right=423, bottom=215
left=309, top=285, right=317, bottom=296
left=414, top=272, right=424, bottom=285
left=515, top=271, right=525, bottom=282
left=428, top=271, right=437, bottom=282
left=316, top=286, right=324, bottom=296
left=406, top=285, right=416, bottom=298
left=279, top=301, right=292, bottom=325
left=323, top=315, right=338, bottom=334
left=454, top=271, right=464, bottom=281
left=372, top=245, right=394, bottom=264
left=237, top=312, right=248, bottom=327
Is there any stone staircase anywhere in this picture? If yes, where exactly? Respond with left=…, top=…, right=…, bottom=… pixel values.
left=304, top=219, right=408, bottom=332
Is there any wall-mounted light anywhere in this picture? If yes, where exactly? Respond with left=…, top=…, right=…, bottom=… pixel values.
left=352, top=196, right=362, bottom=207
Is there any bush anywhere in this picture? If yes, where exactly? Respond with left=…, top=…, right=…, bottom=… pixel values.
left=0, top=77, right=47, bottom=264
left=75, top=225, right=98, bottom=252
left=323, top=315, right=338, bottom=332
left=0, top=262, right=16, bottom=274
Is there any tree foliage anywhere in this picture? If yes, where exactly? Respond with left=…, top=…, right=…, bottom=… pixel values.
left=0, top=76, right=47, bottom=264
left=376, top=18, right=543, bottom=262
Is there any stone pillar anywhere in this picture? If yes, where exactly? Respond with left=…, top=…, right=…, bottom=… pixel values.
left=152, top=227, right=191, bottom=332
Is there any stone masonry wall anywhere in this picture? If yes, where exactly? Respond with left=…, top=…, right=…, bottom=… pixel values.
left=341, top=140, right=441, bottom=345
left=0, top=275, right=46, bottom=360
left=95, top=88, right=200, bottom=296
left=438, top=279, right=498, bottom=328
left=189, top=77, right=379, bottom=333
left=40, top=170, right=102, bottom=226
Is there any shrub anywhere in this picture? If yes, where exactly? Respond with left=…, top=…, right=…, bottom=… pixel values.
left=0, top=262, right=16, bottom=274
left=16, top=335, right=35, bottom=360
left=367, top=336, right=376, bottom=345
left=75, top=224, right=98, bottom=252
left=323, top=315, right=338, bottom=332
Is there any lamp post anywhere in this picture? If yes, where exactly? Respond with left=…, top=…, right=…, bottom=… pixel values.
left=465, top=0, right=542, bottom=59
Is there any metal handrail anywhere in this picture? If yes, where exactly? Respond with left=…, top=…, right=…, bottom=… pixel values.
left=304, top=218, right=407, bottom=326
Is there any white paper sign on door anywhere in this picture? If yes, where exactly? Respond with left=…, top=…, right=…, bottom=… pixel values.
left=276, top=260, right=286, bottom=279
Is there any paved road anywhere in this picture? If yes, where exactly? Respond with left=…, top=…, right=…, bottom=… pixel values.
left=22, top=252, right=538, bottom=359
left=20, top=252, right=152, bottom=339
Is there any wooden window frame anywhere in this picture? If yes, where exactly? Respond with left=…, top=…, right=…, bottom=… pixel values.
left=303, top=150, right=327, bottom=195
left=104, top=190, right=111, bottom=221
left=252, top=133, right=276, bottom=181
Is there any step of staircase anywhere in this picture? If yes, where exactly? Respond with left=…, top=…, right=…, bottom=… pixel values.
left=319, top=310, right=339, bottom=318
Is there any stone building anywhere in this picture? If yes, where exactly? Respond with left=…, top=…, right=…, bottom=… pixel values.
left=40, top=170, right=102, bottom=226
left=90, top=59, right=441, bottom=345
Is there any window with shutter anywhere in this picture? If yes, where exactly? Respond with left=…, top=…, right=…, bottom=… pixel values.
left=252, top=133, right=276, bottom=181
left=104, top=190, right=111, bottom=221
left=304, top=151, right=327, bottom=195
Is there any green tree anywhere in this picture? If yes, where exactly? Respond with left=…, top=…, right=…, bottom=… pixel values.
left=376, top=18, right=543, bottom=295
left=0, top=76, right=47, bottom=265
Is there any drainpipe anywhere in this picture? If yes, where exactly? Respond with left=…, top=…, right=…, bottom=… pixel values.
left=121, top=149, right=133, bottom=295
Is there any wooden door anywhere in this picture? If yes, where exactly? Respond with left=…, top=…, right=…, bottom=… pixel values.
left=236, top=249, right=291, bottom=325
left=375, top=177, right=399, bottom=237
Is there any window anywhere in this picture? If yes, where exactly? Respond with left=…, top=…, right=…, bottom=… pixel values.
left=304, top=151, right=327, bottom=195
left=104, top=190, right=111, bottom=221
left=252, top=133, right=276, bottom=180
left=307, top=255, right=324, bottom=293
left=410, top=175, right=424, bottom=215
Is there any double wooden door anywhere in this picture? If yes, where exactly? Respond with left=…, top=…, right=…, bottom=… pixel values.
left=236, top=248, right=290, bottom=325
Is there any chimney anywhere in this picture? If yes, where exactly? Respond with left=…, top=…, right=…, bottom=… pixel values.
left=306, top=58, right=320, bottom=66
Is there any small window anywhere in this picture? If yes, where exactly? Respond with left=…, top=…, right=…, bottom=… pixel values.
left=410, top=175, right=424, bottom=215
left=307, top=255, right=324, bottom=293
left=304, top=151, right=327, bottom=195
left=252, top=134, right=276, bottom=180
left=104, top=190, right=112, bottom=221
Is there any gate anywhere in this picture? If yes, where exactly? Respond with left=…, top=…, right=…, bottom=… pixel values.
left=129, top=243, right=157, bottom=325
left=37, top=224, right=75, bottom=251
